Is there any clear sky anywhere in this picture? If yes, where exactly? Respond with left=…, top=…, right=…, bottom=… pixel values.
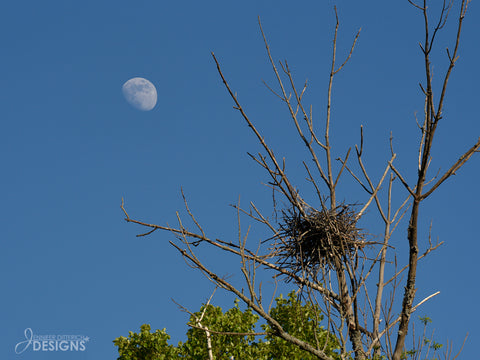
left=1, top=1, right=479, bottom=359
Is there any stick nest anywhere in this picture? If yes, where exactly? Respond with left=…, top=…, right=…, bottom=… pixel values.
left=274, top=204, right=366, bottom=277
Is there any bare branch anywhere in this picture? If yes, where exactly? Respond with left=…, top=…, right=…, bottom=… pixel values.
left=421, top=137, right=480, bottom=199
left=384, top=240, right=444, bottom=287
left=212, top=51, right=305, bottom=216
left=389, top=163, right=416, bottom=198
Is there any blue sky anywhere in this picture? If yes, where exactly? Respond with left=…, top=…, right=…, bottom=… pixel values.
left=1, top=1, right=479, bottom=359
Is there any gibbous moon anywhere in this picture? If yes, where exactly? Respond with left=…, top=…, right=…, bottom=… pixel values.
left=122, top=77, right=157, bottom=111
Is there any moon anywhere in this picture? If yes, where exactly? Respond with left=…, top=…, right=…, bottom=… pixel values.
left=122, top=77, right=157, bottom=111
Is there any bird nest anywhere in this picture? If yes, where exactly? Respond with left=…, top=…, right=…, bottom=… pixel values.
left=273, top=204, right=366, bottom=278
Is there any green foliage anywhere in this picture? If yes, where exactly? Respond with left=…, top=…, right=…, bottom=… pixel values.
left=114, top=306, right=450, bottom=360
left=418, top=316, right=432, bottom=326
left=113, top=324, right=178, bottom=360
left=179, top=299, right=264, bottom=360
left=262, top=292, right=341, bottom=360
left=113, top=292, right=342, bottom=360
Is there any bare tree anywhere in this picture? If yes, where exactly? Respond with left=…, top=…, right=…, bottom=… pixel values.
left=121, top=1, right=478, bottom=359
